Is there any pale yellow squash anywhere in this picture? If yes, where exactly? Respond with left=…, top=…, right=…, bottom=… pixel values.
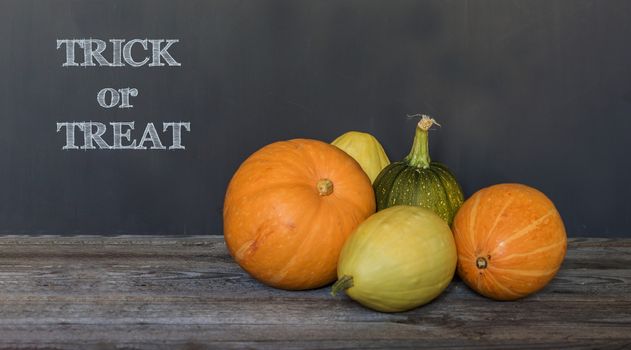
left=332, top=205, right=457, bottom=312
left=331, top=131, right=390, bottom=183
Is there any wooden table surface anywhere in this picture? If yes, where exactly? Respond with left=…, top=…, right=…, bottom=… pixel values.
left=0, top=236, right=629, bottom=349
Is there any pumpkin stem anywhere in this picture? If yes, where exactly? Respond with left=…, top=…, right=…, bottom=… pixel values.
left=316, top=178, right=334, bottom=196
left=331, top=275, right=354, bottom=296
left=404, top=115, right=439, bottom=169
left=476, top=257, right=488, bottom=269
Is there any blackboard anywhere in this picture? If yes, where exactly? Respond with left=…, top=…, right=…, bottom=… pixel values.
left=0, top=0, right=629, bottom=236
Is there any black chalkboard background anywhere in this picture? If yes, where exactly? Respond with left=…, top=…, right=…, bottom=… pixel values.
left=0, top=0, right=629, bottom=236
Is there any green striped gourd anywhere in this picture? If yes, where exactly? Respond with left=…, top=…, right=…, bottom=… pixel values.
left=373, top=115, right=464, bottom=225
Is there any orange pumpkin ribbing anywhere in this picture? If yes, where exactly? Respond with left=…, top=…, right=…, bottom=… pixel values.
left=453, top=183, right=567, bottom=300
left=223, top=139, right=375, bottom=290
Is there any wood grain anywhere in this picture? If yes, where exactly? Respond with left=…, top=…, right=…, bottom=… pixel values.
left=0, top=236, right=629, bottom=349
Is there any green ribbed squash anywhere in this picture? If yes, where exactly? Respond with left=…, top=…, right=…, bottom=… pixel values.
left=373, top=116, right=464, bottom=225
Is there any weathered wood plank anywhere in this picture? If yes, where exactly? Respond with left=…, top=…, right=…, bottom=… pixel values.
left=0, top=236, right=629, bottom=349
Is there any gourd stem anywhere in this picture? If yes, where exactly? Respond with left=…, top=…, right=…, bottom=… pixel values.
left=404, top=115, right=438, bottom=169
left=331, top=275, right=354, bottom=296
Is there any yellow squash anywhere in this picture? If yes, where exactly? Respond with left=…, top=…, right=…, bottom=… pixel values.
left=332, top=205, right=457, bottom=312
left=331, top=131, right=390, bottom=182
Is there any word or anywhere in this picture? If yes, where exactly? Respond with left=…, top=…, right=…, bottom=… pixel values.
left=56, top=122, right=190, bottom=150
left=56, top=39, right=181, bottom=67
left=97, top=87, right=138, bottom=108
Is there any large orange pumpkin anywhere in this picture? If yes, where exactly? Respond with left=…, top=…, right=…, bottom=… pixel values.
left=223, top=139, right=375, bottom=290
left=453, top=183, right=567, bottom=300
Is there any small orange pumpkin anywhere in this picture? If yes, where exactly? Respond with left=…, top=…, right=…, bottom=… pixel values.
left=223, top=139, right=375, bottom=290
left=453, top=183, right=567, bottom=300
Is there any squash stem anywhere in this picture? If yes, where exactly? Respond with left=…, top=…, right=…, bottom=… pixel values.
left=405, top=115, right=438, bottom=169
left=331, top=275, right=354, bottom=296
